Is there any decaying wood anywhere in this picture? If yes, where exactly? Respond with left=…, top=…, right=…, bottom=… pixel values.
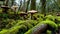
left=58, top=27, right=60, bottom=34
left=32, top=24, right=48, bottom=34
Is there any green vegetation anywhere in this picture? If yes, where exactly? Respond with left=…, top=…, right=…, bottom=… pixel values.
left=0, top=13, right=60, bottom=34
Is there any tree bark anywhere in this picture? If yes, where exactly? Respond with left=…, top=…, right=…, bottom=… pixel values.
left=31, top=0, right=36, bottom=10
left=41, top=0, right=46, bottom=15
left=4, top=0, right=9, bottom=6
left=26, top=0, right=30, bottom=12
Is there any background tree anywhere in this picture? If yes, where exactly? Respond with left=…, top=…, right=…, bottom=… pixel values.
left=26, top=0, right=30, bottom=12
left=40, top=0, right=46, bottom=14
left=30, top=0, right=36, bottom=10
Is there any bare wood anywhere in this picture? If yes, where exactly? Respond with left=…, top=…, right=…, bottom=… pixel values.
left=33, top=24, right=48, bottom=34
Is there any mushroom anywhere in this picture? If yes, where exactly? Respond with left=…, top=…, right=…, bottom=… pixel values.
left=28, top=10, right=37, bottom=19
left=19, top=12, right=28, bottom=19
left=28, top=10, right=37, bottom=14
left=20, top=12, right=27, bottom=16
left=11, top=5, right=18, bottom=12
left=1, top=5, right=10, bottom=13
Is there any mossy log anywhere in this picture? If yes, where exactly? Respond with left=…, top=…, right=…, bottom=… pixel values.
left=25, top=24, right=48, bottom=34
left=32, top=24, right=48, bottom=34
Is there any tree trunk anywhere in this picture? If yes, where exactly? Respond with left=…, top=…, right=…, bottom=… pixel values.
left=11, top=0, right=14, bottom=6
left=4, top=0, right=9, bottom=6
left=18, top=0, right=22, bottom=11
left=31, top=0, right=36, bottom=10
left=57, top=0, right=60, bottom=7
left=26, top=0, right=30, bottom=12
left=41, top=0, right=46, bottom=15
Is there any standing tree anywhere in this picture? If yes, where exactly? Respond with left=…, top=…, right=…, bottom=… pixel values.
left=26, top=0, right=30, bottom=12
left=23, top=0, right=26, bottom=12
left=11, top=0, right=15, bottom=6
left=40, top=0, right=46, bottom=15
left=4, top=0, right=9, bottom=6
left=18, top=0, right=22, bottom=11
left=57, top=0, right=60, bottom=7
left=30, top=0, right=36, bottom=10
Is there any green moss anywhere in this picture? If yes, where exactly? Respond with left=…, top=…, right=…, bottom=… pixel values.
left=24, top=22, right=44, bottom=34
left=45, top=15, right=55, bottom=21
left=25, top=20, right=38, bottom=26
left=55, top=16, right=60, bottom=24
left=9, top=25, right=27, bottom=34
left=24, top=20, right=58, bottom=34
left=41, top=20, right=58, bottom=30
left=0, top=29, right=9, bottom=34
left=58, top=24, right=60, bottom=27
left=0, top=25, right=27, bottom=34
left=47, top=30, right=52, bottom=34
left=33, top=13, right=44, bottom=19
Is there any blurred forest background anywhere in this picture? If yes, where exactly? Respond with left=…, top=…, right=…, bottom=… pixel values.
left=0, top=0, right=60, bottom=14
